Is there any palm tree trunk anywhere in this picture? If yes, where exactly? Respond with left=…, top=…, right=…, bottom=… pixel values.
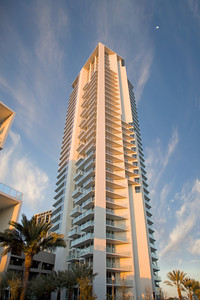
left=189, top=292, right=192, bottom=300
left=57, top=288, right=61, bottom=300
left=177, top=286, right=182, bottom=300
left=20, top=254, right=32, bottom=300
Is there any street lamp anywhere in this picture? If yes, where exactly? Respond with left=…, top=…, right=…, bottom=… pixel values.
left=112, top=274, right=115, bottom=300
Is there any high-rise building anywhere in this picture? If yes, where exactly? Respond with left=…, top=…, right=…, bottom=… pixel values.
left=51, top=43, right=160, bottom=299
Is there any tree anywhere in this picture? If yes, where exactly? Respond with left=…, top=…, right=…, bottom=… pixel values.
left=182, top=277, right=195, bottom=300
left=120, top=276, right=133, bottom=300
left=0, top=214, right=66, bottom=300
left=0, top=271, right=21, bottom=300
left=164, top=270, right=186, bottom=300
left=27, top=274, right=56, bottom=300
left=51, top=270, right=68, bottom=300
left=71, top=263, right=97, bottom=300
left=192, top=280, right=200, bottom=300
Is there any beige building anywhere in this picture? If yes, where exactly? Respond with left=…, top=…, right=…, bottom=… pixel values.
left=34, top=210, right=52, bottom=224
left=0, top=101, right=15, bottom=150
left=51, top=43, right=161, bottom=299
left=0, top=102, right=23, bottom=272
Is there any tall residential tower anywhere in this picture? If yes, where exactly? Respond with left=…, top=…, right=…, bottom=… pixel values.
left=51, top=43, right=160, bottom=299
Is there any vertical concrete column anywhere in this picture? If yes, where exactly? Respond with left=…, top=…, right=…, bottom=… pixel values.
left=93, top=43, right=106, bottom=299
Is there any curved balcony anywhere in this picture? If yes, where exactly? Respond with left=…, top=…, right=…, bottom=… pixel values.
left=75, top=168, right=95, bottom=186
left=74, top=187, right=95, bottom=206
left=106, top=278, right=133, bottom=286
left=106, top=220, right=129, bottom=232
left=106, top=186, right=127, bottom=199
left=68, top=226, right=82, bottom=238
left=106, top=233, right=130, bottom=244
left=106, top=208, right=128, bottom=220
left=106, top=177, right=126, bottom=189
left=106, top=262, right=132, bottom=272
left=106, top=248, right=131, bottom=258
left=72, top=208, right=94, bottom=226
left=71, top=233, right=94, bottom=248
left=70, top=206, right=82, bottom=218
left=152, top=262, right=160, bottom=272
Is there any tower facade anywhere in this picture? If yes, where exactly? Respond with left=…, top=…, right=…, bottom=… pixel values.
left=51, top=43, right=160, bottom=299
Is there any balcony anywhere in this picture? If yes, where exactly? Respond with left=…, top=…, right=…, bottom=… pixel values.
left=72, top=208, right=94, bottom=225
left=106, top=262, right=132, bottom=272
left=106, top=208, right=127, bottom=220
left=106, top=248, right=131, bottom=258
left=80, top=220, right=94, bottom=231
left=72, top=187, right=83, bottom=198
left=154, top=274, right=161, bottom=282
left=151, top=252, right=159, bottom=262
left=106, top=278, right=133, bottom=286
left=106, top=233, right=130, bottom=244
left=106, top=220, right=128, bottom=232
left=0, top=182, right=23, bottom=201
left=68, top=226, right=82, bottom=238
left=106, top=187, right=127, bottom=199
left=74, top=187, right=95, bottom=206
left=152, top=262, right=160, bottom=272
left=81, top=197, right=94, bottom=210
left=71, top=233, right=94, bottom=247
left=75, top=168, right=95, bottom=186
left=70, top=206, right=82, bottom=218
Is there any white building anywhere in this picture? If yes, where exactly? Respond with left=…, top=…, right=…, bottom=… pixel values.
left=51, top=43, right=161, bottom=299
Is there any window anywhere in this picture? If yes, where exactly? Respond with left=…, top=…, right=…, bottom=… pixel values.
left=135, top=187, right=140, bottom=193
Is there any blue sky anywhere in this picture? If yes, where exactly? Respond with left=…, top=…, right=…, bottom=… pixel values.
left=0, top=0, right=200, bottom=297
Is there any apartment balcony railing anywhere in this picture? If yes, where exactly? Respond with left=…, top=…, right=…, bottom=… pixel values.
left=70, top=206, right=82, bottom=218
left=74, top=187, right=95, bottom=205
left=0, top=182, right=23, bottom=201
left=71, top=233, right=94, bottom=247
left=151, top=252, right=159, bottom=261
left=106, top=278, right=133, bottom=286
left=106, top=220, right=128, bottom=231
left=153, top=274, right=161, bottom=282
left=71, top=187, right=83, bottom=198
left=80, top=220, right=94, bottom=231
left=106, top=186, right=127, bottom=198
left=75, top=167, right=94, bottom=186
left=106, top=233, right=130, bottom=243
left=81, top=196, right=94, bottom=210
left=106, top=248, right=131, bottom=257
left=106, top=209, right=128, bottom=220
left=152, top=262, right=160, bottom=271
left=68, top=226, right=82, bottom=238
left=106, top=262, right=132, bottom=271
left=72, top=208, right=94, bottom=225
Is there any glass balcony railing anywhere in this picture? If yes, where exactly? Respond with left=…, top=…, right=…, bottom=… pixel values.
left=71, top=233, right=94, bottom=247
left=106, top=278, right=133, bottom=285
left=106, top=262, right=132, bottom=271
left=0, top=182, right=23, bottom=201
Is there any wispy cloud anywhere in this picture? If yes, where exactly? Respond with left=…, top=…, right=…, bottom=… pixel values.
left=187, top=0, right=200, bottom=21
left=0, top=1, right=69, bottom=155
left=0, top=131, right=49, bottom=215
left=160, top=178, right=200, bottom=257
left=93, top=0, right=154, bottom=103
left=146, top=128, right=179, bottom=192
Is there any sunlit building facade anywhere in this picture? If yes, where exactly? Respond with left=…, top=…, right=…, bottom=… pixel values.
left=51, top=43, right=160, bottom=299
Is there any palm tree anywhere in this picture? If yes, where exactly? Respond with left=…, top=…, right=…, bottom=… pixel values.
left=182, top=277, right=195, bottom=300
left=71, top=263, right=97, bottom=300
left=0, top=214, right=66, bottom=300
left=27, top=274, right=56, bottom=300
left=164, top=270, right=186, bottom=300
left=192, top=280, right=200, bottom=300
